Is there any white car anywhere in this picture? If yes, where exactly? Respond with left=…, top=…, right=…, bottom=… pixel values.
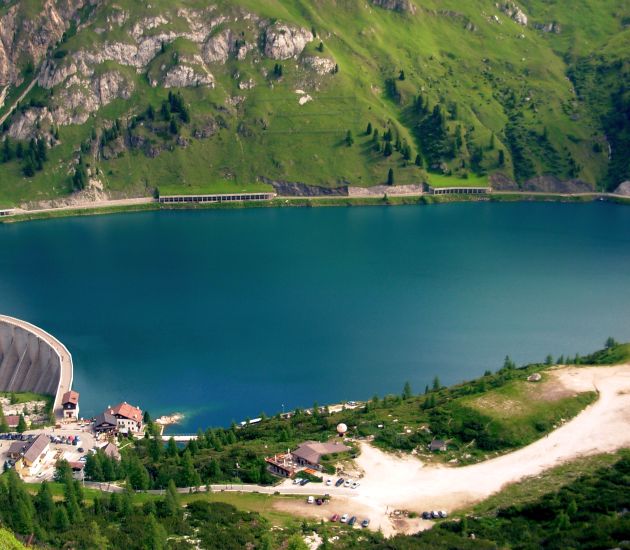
left=344, top=480, right=351, bottom=487
left=340, top=514, right=349, bottom=523
left=351, top=481, right=360, bottom=489
left=307, top=496, right=314, bottom=504
left=326, top=479, right=332, bottom=486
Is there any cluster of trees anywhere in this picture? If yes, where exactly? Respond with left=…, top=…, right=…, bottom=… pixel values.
left=367, top=123, right=413, bottom=162
left=161, top=91, right=190, bottom=135
left=0, top=460, right=288, bottom=549
left=1, top=136, right=49, bottom=177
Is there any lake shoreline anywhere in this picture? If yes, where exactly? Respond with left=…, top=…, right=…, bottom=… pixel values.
left=2, top=191, right=630, bottom=224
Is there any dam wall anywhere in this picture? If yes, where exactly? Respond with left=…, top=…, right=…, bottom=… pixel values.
left=0, top=315, right=73, bottom=418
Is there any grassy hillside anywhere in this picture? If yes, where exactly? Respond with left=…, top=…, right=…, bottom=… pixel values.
left=0, top=0, right=628, bottom=207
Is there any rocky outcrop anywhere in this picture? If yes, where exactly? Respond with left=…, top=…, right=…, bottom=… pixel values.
left=0, top=0, right=85, bottom=87
left=497, top=2, right=528, bottom=26
left=202, top=29, right=233, bottom=64
left=613, top=181, right=630, bottom=196
left=302, top=56, right=336, bottom=75
left=163, top=64, right=214, bottom=88
left=372, top=0, right=416, bottom=14
left=264, top=24, right=313, bottom=60
left=489, top=173, right=593, bottom=193
left=259, top=177, right=348, bottom=196
left=534, top=22, right=561, bottom=34
left=8, top=108, right=54, bottom=141
left=92, top=71, right=134, bottom=105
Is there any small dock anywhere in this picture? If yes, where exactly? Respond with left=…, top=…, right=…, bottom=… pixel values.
left=160, top=434, right=198, bottom=442
left=158, top=193, right=276, bottom=204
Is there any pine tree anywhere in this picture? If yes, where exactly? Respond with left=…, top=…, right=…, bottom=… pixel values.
left=2, top=137, right=13, bottom=162
left=383, top=142, right=393, bottom=157
left=17, top=414, right=27, bottom=433
left=498, top=149, right=505, bottom=166
left=387, top=168, right=394, bottom=185
left=54, top=506, right=70, bottom=531
left=399, top=69, right=405, bottom=80
left=35, top=482, right=55, bottom=527
left=345, top=130, right=354, bottom=147
left=366, top=122, right=373, bottom=135
left=432, top=376, right=441, bottom=391
left=415, top=154, right=422, bottom=166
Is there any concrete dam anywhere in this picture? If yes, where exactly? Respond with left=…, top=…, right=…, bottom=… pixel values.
left=0, top=315, right=74, bottom=418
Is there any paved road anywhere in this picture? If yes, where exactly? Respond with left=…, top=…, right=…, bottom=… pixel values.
left=0, top=315, right=73, bottom=419
left=0, top=77, right=38, bottom=126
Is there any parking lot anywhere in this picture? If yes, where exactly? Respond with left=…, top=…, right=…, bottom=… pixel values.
left=0, top=422, right=98, bottom=482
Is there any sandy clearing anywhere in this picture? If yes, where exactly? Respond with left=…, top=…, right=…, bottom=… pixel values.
left=355, top=365, right=630, bottom=513
left=276, top=364, right=630, bottom=536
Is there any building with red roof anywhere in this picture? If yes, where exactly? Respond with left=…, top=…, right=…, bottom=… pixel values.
left=62, top=390, right=80, bottom=420
left=106, top=402, right=143, bottom=433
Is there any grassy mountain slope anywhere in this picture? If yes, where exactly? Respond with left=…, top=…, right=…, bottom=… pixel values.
left=0, top=0, right=628, bottom=207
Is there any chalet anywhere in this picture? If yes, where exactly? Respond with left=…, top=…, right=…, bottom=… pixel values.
left=61, top=390, right=80, bottom=420
left=93, top=411, right=118, bottom=433
left=106, top=402, right=143, bottom=434
left=15, top=434, right=50, bottom=476
left=429, top=439, right=447, bottom=452
left=291, top=441, right=351, bottom=470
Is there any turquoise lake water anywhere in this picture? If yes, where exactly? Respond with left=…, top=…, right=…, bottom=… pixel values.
left=1, top=202, right=629, bottom=432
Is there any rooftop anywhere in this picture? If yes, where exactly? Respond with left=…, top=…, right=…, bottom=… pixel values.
left=94, top=411, right=117, bottom=427
left=107, top=402, right=142, bottom=423
left=62, top=390, right=79, bottom=405
left=292, top=441, right=351, bottom=465
left=23, top=434, right=49, bottom=463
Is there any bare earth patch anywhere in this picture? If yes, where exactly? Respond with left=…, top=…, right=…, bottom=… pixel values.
left=274, top=364, right=630, bottom=537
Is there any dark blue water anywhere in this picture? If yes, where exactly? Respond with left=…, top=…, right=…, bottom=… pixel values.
left=1, top=202, right=629, bottom=432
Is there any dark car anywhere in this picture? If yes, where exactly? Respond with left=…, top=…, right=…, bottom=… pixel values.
left=316, top=498, right=323, bottom=505
left=78, top=447, right=84, bottom=453
left=361, top=519, right=370, bottom=528
left=335, top=478, right=344, bottom=487
left=348, top=516, right=357, bottom=526
left=422, top=511, right=431, bottom=520
left=299, top=478, right=310, bottom=486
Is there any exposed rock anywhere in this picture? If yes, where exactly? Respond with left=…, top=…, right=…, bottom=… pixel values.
left=497, top=2, right=528, bottom=26
left=348, top=184, right=424, bottom=197
left=613, top=181, right=630, bottom=196
left=0, top=0, right=84, bottom=87
left=238, top=78, right=256, bottom=90
left=202, top=29, right=233, bottom=64
left=92, top=71, right=134, bottom=105
left=130, top=15, right=169, bottom=40
left=302, top=56, right=336, bottom=75
left=162, top=64, right=214, bottom=88
left=534, top=22, right=561, bottom=34
left=7, top=108, right=53, bottom=140
left=193, top=118, right=219, bottom=139
left=489, top=173, right=593, bottom=193
left=372, top=0, right=416, bottom=14
left=39, top=60, right=80, bottom=89
left=264, top=24, right=313, bottom=60
left=259, top=177, right=348, bottom=196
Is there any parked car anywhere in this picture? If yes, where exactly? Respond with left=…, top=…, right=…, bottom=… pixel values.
left=361, top=519, right=370, bottom=528
left=293, top=478, right=301, bottom=485
left=330, top=514, right=339, bottom=522
left=78, top=447, right=84, bottom=453
left=326, top=479, right=332, bottom=486
left=335, top=478, right=344, bottom=487
left=78, top=456, right=87, bottom=463
left=422, top=511, right=431, bottom=520
left=351, top=481, right=360, bottom=489
left=340, top=514, right=349, bottom=523
left=316, top=498, right=323, bottom=505
left=299, top=478, right=310, bottom=486
left=348, top=516, right=357, bottom=526
left=344, top=480, right=351, bottom=487
left=307, top=496, right=314, bottom=504
left=431, top=511, right=440, bottom=519
left=438, top=510, right=448, bottom=518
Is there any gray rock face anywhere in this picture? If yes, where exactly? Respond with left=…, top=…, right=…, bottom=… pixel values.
left=8, top=108, right=53, bottom=141
left=497, top=2, right=528, bottom=26
left=302, top=56, right=336, bottom=75
left=613, top=181, right=630, bottom=196
left=264, top=24, right=313, bottom=60
left=372, top=0, right=416, bottom=14
left=163, top=65, right=214, bottom=88
left=0, top=0, right=84, bottom=87
left=202, top=29, right=234, bottom=64
left=534, top=22, right=561, bottom=33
